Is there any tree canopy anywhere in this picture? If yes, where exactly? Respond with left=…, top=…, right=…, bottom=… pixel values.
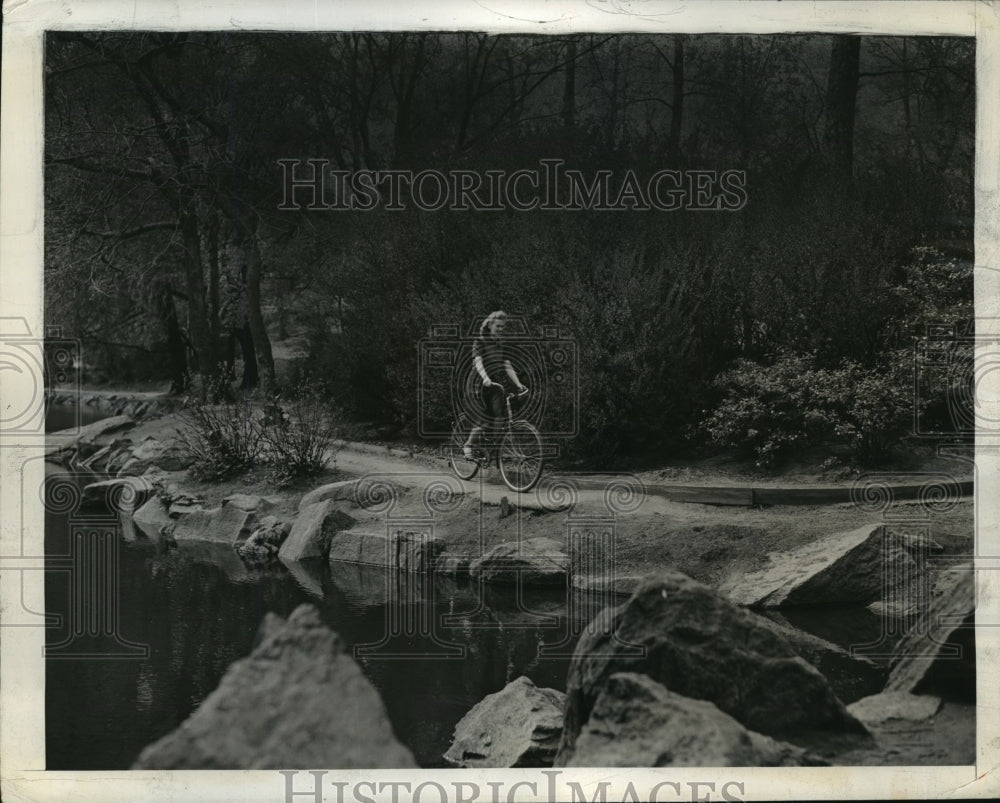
left=45, top=31, right=974, bottom=464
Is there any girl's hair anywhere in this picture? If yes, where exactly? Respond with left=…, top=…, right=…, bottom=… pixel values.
left=480, top=310, right=507, bottom=336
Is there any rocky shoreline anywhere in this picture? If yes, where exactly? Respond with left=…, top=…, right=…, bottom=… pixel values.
left=45, top=408, right=977, bottom=769
left=130, top=571, right=975, bottom=770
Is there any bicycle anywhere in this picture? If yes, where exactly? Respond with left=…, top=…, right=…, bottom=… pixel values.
left=448, top=387, right=544, bottom=492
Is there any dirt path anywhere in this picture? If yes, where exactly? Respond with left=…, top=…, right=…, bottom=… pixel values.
left=143, top=429, right=970, bottom=598
left=59, top=408, right=975, bottom=589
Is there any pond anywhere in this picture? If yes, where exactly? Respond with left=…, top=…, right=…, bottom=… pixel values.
left=43, top=407, right=894, bottom=770
left=46, top=399, right=110, bottom=432
left=45, top=497, right=580, bottom=769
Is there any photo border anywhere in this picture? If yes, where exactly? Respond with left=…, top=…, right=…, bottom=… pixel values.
left=2, top=1, right=997, bottom=800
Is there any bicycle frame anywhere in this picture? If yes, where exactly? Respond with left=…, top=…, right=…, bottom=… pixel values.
left=449, top=387, right=543, bottom=492
left=470, top=391, right=526, bottom=464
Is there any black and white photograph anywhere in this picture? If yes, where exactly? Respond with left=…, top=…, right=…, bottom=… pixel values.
left=1, top=1, right=997, bottom=801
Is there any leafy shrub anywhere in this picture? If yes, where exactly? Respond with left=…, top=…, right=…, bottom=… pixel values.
left=702, top=353, right=912, bottom=467
left=175, top=374, right=341, bottom=484
left=175, top=396, right=266, bottom=481
left=261, top=380, right=342, bottom=486
left=701, top=354, right=825, bottom=467
left=825, top=362, right=913, bottom=464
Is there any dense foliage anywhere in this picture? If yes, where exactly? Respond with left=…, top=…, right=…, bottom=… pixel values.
left=44, top=32, right=974, bottom=468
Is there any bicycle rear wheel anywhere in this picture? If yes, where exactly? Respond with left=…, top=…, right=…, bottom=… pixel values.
left=499, top=421, right=544, bottom=492
left=448, top=421, right=480, bottom=481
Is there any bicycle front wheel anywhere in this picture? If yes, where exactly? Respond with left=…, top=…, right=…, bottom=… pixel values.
left=448, top=421, right=480, bottom=481
left=499, top=421, right=544, bottom=492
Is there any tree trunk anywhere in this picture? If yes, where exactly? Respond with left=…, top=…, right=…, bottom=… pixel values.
left=238, top=322, right=259, bottom=390
left=206, top=211, right=221, bottom=366
left=824, top=35, right=861, bottom=183
left=244, top=230, right=276, bottom=389
left=155, top=285, right=188, bottom=394
left=179, top=204, right=217, bottom=397
left=223, top=329, right=237, bottom=382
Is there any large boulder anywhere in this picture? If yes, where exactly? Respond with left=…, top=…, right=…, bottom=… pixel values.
left=444, top=676, right=565, bottom=768
left=846, top=691, right=942, bottom=725
left=81, top=476, right=156, bottom=510
left=328, top=530, right=391, bottom=567
left=222, top=494, right=275, bottom=513
left=168, top=499, right=205, bottom=517
left=131, top=496, right=173, bottom=540
left=236, top=516, right=292, bottom=563
left=751, top=611, right=886, bottom=703
left=298, top=478, right=407, bottom=512
left=299, top=479, right=362, bottom=511
left=565, top=673, right=826, bottom=767
left=132, top=604, right=416, bottom=769
left=469, top=537, right=568, bottom=587
left=166, top=504, right=259, bottom=545
left=395, top=530, right=446, bottom=573
left=45, top=414, right=135, bottom=456
left=78, top=443, right=112, bottom=471
left=279, top=501, right=356, bottom=562
left=134, top=436, right=190, bottom=471
left=104, top=442, right=136, bottom=474
left=556, top=573, right=866, bottom=765
left=721, top=525, right=940, bottom=608
left=884, top=566, right=975, bottom=701
left=328, top=529, right=444, bottom=572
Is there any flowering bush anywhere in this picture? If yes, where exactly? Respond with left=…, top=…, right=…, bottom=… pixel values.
left=702, top=353, right=912, bottom=467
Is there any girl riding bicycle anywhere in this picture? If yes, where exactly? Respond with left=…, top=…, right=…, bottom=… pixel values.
left=463, top=310, right=528, bottom=459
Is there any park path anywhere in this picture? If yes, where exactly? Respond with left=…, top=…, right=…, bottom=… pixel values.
left=333, top=439, right=974, bottom=510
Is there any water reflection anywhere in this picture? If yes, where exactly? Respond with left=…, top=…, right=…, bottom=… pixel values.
left=46, top=515, right=587, bottom=769
left=43, top=462, right=891, bottom=771
left=46, top=402, right=107, bottom=433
